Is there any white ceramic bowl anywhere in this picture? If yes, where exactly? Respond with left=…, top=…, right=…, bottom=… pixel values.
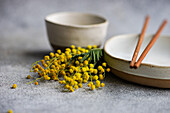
left=45, top=12, right=108, bottom=50
left=104, top=34, right=170, bottom=88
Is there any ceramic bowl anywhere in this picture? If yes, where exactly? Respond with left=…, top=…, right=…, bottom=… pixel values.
left=104, top=34, right=170, bottom=88
left=45, top=12, right=108, bottom=50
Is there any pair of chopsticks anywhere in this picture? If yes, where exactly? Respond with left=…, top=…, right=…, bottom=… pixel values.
left=130, top=16, right=168, bottom=69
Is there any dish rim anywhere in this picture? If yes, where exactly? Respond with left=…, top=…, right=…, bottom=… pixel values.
left=45, top=12, right=108, bottom=28
left=104, top=34, right=170, bottom=68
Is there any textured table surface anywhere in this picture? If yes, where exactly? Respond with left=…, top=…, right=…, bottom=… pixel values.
left=1, top=0, right=170, bottom=113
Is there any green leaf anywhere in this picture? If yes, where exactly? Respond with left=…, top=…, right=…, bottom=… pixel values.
left=85, top=53, right=91, bottom=61
left=89, top=51, right=92, bottom=63
left=68, top=48, right=103, bottom=65
left=93, top=51, right=96, bottom=63
left=96, top=51, right=99, bottom=61
left=81, top=52, right=89, bottom=62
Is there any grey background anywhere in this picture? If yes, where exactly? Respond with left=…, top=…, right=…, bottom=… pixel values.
left=1, top=0, right=170, bottom=113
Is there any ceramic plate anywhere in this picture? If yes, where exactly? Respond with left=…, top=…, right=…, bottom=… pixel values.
left=104, top=34, right=170, bottom=88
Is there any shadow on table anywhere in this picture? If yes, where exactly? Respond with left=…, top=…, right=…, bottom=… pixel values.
left=23, top=50, right=52, bottom=59
left=105, top=72, right=170, bottom=90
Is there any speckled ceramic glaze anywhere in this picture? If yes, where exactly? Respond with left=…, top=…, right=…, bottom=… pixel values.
left=104, top=34, right=170, bottom=88
left=45, top=12, right=108, bottom=50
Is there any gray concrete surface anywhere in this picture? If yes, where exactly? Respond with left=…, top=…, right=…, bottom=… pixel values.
left=1, top=0, right=170, bottom=113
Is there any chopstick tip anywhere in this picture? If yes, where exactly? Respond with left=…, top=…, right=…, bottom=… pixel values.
left=134, top=63, right=140, bottom=69
left=164, top=19, right=168, bottom=23
left=129, top=66, right=134, bottom=69
left=146, top=15, right=150, bottom=18
left=134, top=66, right=138, bottom=69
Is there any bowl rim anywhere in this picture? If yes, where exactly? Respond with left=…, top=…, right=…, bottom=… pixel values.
left=104, top=34, right=170, bottom=68
left=45, top=12, right=108, bottom=28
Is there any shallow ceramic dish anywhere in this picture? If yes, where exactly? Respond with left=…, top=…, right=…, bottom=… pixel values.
left=104, top=34, right=170, bottom=88
left=45, top=12, right=108, bottom=50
